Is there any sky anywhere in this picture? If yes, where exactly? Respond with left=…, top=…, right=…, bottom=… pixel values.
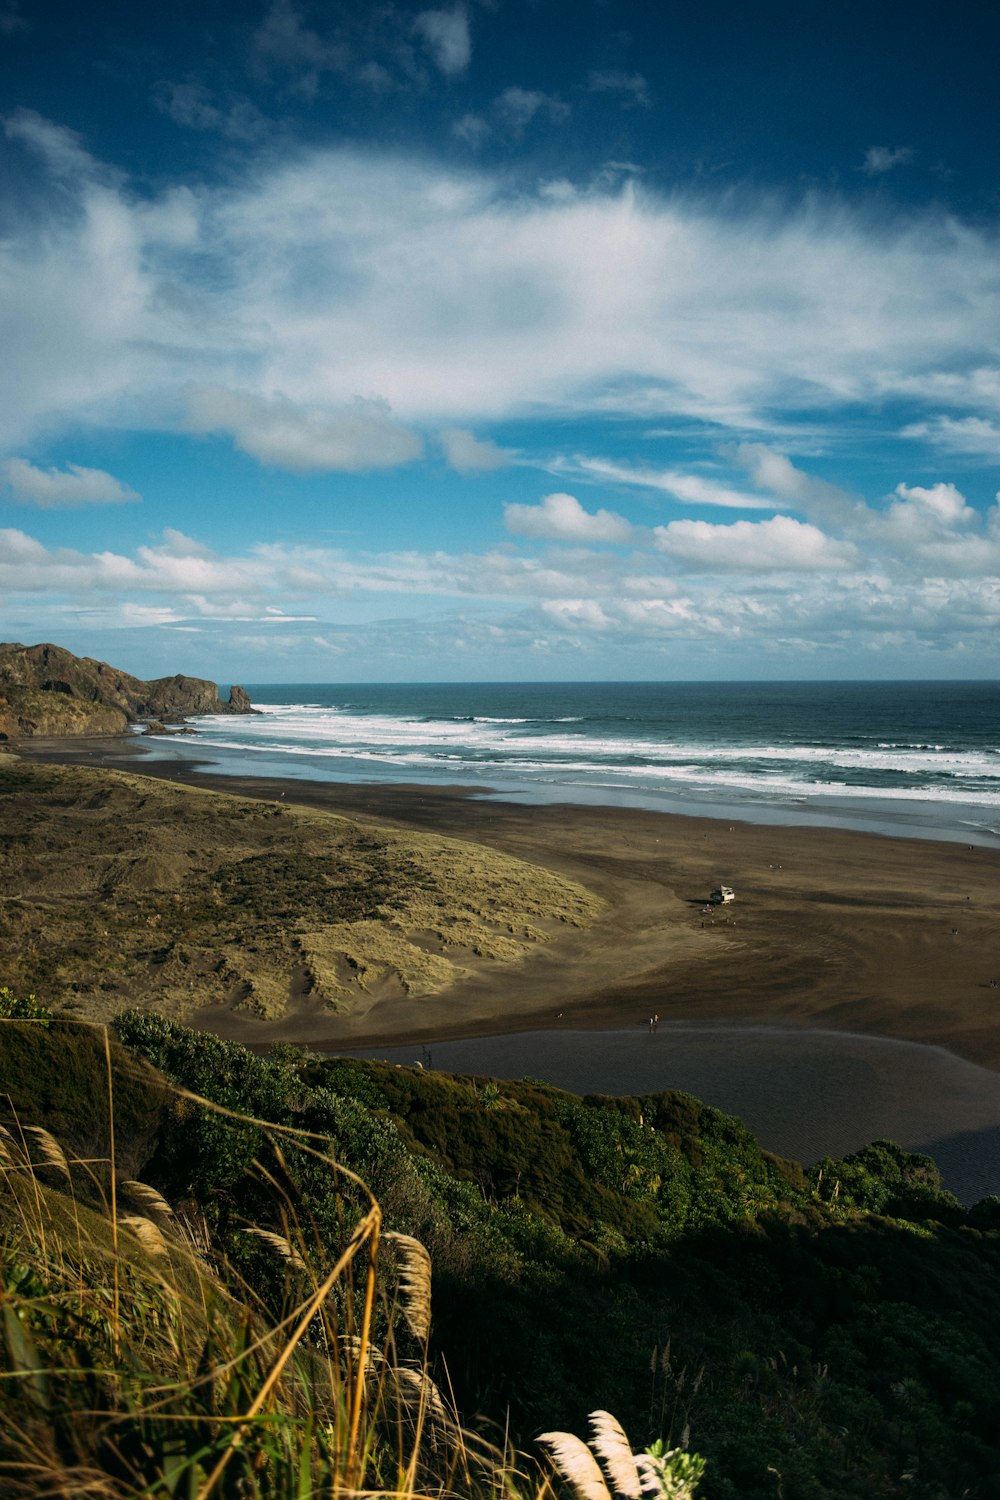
left=1, top=0, right=999, bottom=683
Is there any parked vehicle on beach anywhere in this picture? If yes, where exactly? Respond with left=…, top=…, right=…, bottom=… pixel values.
left=710, top=885, right=735, bottom=905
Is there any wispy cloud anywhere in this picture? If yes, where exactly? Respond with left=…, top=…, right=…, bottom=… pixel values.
left=554, top=456, right=774, bottom=510
left=154, top=81, right=267, bottom=141
left=901, top=415, right=1000, bottom=459
left=413, top=5, right=470, bottom=76
left=862, top=145, right=914, bottom=175
left=586, top=70, right=652, bottom=109
left=4, top=116, right=1000, bottom=465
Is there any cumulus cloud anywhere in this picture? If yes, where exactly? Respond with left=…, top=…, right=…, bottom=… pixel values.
left=439, top=427, right=511, bottom=472
left=186, top=388, right=423, bottom=472
left=413, top=5, right=470, bottom=75
left=891, top=481, right=978, bottom=530
left=653, top=515, right=859, bottom=572
left=4, top=508, right=999, bottom=672
left=1, top=458, right=140, bottom=508
left=862, top=145, right=914, bottom=175
left=505, top=492, right=634, bottom=543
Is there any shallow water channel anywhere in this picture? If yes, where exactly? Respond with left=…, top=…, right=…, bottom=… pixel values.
left=339, top=1023, right=1000, bottom=1206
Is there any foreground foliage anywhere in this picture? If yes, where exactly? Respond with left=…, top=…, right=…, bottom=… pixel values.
left=1, top=1012, right=999, bottom=1497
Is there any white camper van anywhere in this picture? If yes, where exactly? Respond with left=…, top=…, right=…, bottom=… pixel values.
left=710, top=885, right=735, bottom=905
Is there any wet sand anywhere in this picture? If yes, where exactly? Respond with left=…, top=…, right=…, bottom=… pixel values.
left=16, top=733, right=1000, bottom=1072
left=338, top=1025, right=1000, bottom=1204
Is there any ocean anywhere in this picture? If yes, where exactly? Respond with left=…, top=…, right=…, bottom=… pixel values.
left=151, top=679, right=1000, bottom=845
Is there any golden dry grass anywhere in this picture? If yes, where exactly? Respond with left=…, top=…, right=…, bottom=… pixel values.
left=0, top=760, right=602, bottom=1026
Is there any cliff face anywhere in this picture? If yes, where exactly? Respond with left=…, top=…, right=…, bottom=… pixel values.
left=0, top=642, right=255, bottom=741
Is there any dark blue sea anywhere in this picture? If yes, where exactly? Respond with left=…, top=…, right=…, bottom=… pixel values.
left=149, top=679, right=1000, bottom=844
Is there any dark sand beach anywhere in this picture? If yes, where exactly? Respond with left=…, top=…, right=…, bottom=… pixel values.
left=16, top=733, right=1000, bottom=1071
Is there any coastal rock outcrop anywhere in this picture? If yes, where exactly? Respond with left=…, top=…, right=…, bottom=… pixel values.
left=0, top=641, right=256, bottom=741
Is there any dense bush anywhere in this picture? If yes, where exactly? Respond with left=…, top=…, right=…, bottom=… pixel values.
left=3, top=1011, right=999, bottom=1498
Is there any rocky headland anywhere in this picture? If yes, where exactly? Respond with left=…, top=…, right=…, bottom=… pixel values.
left=0, top=641, right=255, bottom=741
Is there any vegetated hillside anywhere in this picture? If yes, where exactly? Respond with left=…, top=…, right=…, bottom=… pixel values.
left=0, top=760, right=601, bottom=1022
left=0, top=640, right=254, bottom=739
left=1, top=1008, right=997, bottom=1500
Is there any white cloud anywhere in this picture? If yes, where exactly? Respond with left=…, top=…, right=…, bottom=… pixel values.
left=413, top=6, right=470, bottom=75
left=494, top=87, right=570, bottom=136
left=452, top=112, right=490, bottom=149
left=253, top=0, right=346, bottom=83
left=154, top=82, right=266, bottom=142
left=732, top=442, right=865, bottom=531
left=891, top=481, right=978, bottom=530
left=541, top=598, right=611, bottom=630
left=186, top=388, right=423, bottom=472
left=439, top=427, right=511, bottom=472
left=4, top=108, right=102, bottom=180
left=505, top=492, right=634, bottom=543
left=587, top=71, right=652, bottom=108
left=862, top=146, right=914, bottom=175
left=901, top=415, right=1000, bottom=459
left=4, top=121, right=1000, bottom=453
left=559, top=456, right=774, bottom=510
left=454, top=87, right=569, bottom=146
left=1, top=457, right=140, bottom=508
left=653, top=515, right=859, bottom=572
left=3, top=515, right=998, bottom=669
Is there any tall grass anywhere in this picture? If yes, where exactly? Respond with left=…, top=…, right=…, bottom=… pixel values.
left=0, top=1018, right=705, bottom=1500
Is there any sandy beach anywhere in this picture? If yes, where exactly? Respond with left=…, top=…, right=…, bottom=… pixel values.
left=15, top=733, right=1000, bottom=1071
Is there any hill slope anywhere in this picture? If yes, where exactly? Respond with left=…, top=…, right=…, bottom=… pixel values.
left=0, top=759, right=601, bottom=1024
left=0, top=640, right=254, bottom=739
left=2, top=1011, right=998, bottom=1499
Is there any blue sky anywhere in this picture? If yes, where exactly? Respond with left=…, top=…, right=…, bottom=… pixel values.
left=1, top=0, right=999, bottom=682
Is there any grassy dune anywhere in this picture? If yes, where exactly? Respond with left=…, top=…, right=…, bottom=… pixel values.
left=0, top=760, right=602, bottom=1023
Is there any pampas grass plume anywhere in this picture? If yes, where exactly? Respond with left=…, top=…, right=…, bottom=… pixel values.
left=24, top=1125, right=70, bottom=1177
left=120, top=1215, right=169, bottom=1257
left=123, top=1181, right=175, bottom=1218
left=385, top=1231, right=432, bottom=1345
left=537, top=1430, right=612, bottom=1500
left=244, top=1227, right=306, bottom=1272
left=589, top=1410, right=643, bottom=1500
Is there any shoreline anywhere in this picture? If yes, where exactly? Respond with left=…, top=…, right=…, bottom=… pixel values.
left=11, top=731, right=1000, bottom=1073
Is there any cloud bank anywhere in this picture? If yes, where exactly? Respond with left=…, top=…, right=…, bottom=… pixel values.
left=4, top=118, right=999, bottom=464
